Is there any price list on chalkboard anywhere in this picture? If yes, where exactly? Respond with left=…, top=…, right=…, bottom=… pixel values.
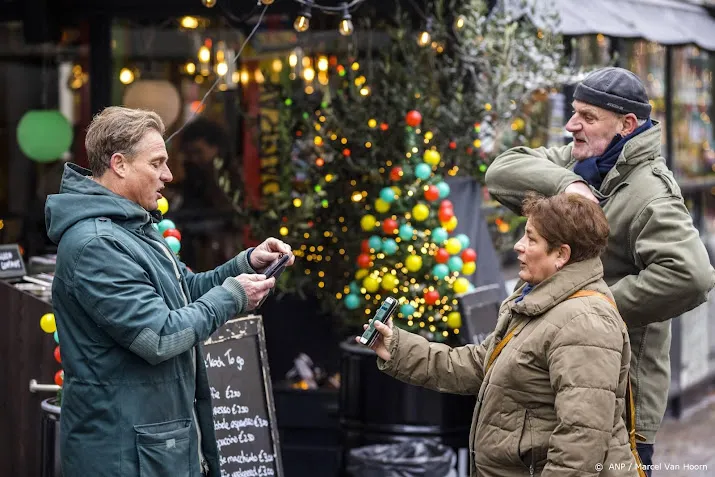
left=204, top=316, right=283, bottom=477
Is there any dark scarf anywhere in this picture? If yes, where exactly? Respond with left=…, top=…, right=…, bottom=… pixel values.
left=515, top=283, right=534, bottom=303
left=573, top=118, right=653, bottom=190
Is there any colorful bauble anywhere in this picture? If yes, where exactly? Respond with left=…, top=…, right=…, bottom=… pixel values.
left=157, top=197, right=169, bottom=215
left=405, top=110, right=422, bottom=127
left=432, top=227, right=448, bottom=244
left=368, top=235, right=382, bottom=251
left=164, top=236, right=181, bottom=254
left=424, top=289, right=440, bottom=305
left=461, top=248, right=477, bottom=263
left=54, top=346, right=61, bottom=364
left=442, top=216, right=458, bottom=232
left=381, top=274, right=399, bottom=290
left=382, top=239, right=398, bottom=255
left=344, top=294, right=360, bottom=310
left=448, top=256, right=464, bottom=273
left=455, top=234, right=470, bottom=250
left=53, top=331, right=59, bottom=344
left=453, top=277, right=470, bottom=294
left=401, top=303, right=416, bottom=316
left=415, top=163, right=432, bottom=180
left=390, top=166, right=403, bottom=181
left=40, top=313, right=56, bottom=334
left=54, top=370, right=64, bottom=387
left=382, top=218, right=398, bottom=234
left=363, top=275, right=379, bottom=293
left=432, top=264, right=450, bottom=280
left=445, top=237, right=462, bottom=255
left=355, top=269, right=369, bottom=280
left=357, top=254, right=372, bottom=269
left=361, top=214, right=376, bottom=231
left=423, top=150, right=441, bottom=166
left=405, top=255, right=423, bottom=272
left=349, top=281, right=361, bottom=294
left=361, top=240, right=370, bottom=253
left=436, top=181, right=451, bottom=199
left=398, top=224, right=414, bottom=240
left=424, top=185, right=440, bottom=202
left=462, top=261, right=477, bottom=275
left=440, top=200, right=453, bottom=210
left=380, top=187, right=397, bottom=203
left=157, top=219, right=176, bottom=235
left=412, top=203, right=430, bottom=221
left=438, top=207, right=454, bottom=223
left=163, top=228, right=182, bottom=241
left=447, top=311, right=462, bottom=329
left=375, top=199, right=390, bottom=213
left=435, top=248, right=450, bottom=264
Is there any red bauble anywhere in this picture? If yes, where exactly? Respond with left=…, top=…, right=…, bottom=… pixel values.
left=357, top=254, right=372, bottom=269
left=361, top=240, right=370, bottom=253
left=424, top=290, right=440, bottom=305
left=438, top=207, right=454, bottom=223
left=440, top=200, right=454, bottom=210
left=448, top=141, right=457, bottom=150
left=382, top=218, right=398, bottom=234
left=435, top=248, right=450, bottom=264
left=424, top=185, right=440, bottom=202
left=54, top=346, right=61, bottom=364
left=390, top=166, right=403, bottom=181
left=461, top=248, right=478, bottom=263
left=54, top=370, right=64, bottom=387
left=405, top=110, right=422, bottom=127
left=163, top=228, right=182, bottom=241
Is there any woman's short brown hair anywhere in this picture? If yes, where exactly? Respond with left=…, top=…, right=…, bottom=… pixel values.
left=522, top=193, right=609, bottom=263
left=85, top=106, right=165, bottom=177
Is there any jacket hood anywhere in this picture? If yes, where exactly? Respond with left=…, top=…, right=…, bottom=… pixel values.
left=510, top=256, right=605, bottom=316
left=46, top=163, right=155, bottom=244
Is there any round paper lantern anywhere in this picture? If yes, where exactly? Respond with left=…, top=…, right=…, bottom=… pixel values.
left=17, top=110, right=73, bottom=162
left=123, top=80, right=181, bottom=128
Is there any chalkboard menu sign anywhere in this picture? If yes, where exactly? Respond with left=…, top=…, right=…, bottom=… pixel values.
left=0, top=244, right=26, bottom=280
left=204, top=315, right=284, bottom=477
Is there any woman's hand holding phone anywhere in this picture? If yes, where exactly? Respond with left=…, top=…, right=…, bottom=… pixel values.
left=356, top=318, right=394, bottom=361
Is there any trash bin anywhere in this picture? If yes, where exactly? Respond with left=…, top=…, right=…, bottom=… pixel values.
left=346, top=440, right=456, bottom=477
left=40, top=398, right=62, bottom=477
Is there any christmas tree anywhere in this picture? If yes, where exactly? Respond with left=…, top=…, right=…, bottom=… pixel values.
left=342, top=110, right=477, bottom=342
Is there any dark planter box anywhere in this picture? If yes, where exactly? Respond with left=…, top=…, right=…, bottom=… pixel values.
left=274, top=384, right=342, bottom=477
left=338, top=340, right=476, bottom=473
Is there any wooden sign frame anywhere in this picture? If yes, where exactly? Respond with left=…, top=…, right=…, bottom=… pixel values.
left=204, top=314, right=284, bottom=477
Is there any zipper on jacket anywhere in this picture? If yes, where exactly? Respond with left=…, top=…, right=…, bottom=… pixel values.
left=157, top=240, right=207, bottom=474
left=526, top=410, right=535, bottom=477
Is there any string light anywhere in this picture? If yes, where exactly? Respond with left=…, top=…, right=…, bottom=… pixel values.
left=294, top=0, right=313, bottom=32
left=201, top=0, right=217, bottom=8
left=339, top=3, right=354, bottom=36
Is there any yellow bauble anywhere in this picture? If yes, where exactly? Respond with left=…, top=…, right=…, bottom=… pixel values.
left=453, top=277, right=470, bottom=294
left=375, top=198, right=390, bottom=213
left=361, top=214, right=376, bottom=231
left=423, top=149, right=441, bottom=166
left=355, top=269, right=369, bottom=280
left=447, top=311, right=462, bottom=329
left=381, top=274, right=398, bottom=290
left=405, top=255, right=423, bottom=272
left=445, top=237, right=462, bottom=255
left=363, top=275, right=380, bottom=293
left=442, top=216, right=458, bottom=232
left=391, top=186, right=401, bottom=196
left=462, top=261, right=477, bottom=275
left=40, top=313, right=56, bottom=333
left=412, top=203, right=430, bottom=221
left=157, top=197, right=169, bottom=215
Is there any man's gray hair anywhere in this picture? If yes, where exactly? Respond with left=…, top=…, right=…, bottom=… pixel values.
left=85, top=107, right=165, bottom=177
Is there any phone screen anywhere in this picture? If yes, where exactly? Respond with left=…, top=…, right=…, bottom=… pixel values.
left=359, top=297, right=397, bottom=346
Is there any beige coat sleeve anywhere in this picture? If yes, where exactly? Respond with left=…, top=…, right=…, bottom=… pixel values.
left=543, top=311, right=624, bottom=476
left=485, top=144, right=583, bottom=214
left=377, top=327, right=492, bottom=395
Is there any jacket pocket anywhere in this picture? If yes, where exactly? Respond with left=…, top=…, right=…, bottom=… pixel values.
left=517, top=409, right=546, bottom=474
left=135, top=418, right=192, bottom=477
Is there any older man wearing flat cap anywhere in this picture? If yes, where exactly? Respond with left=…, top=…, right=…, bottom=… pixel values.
left=486, top=67, right=715, bottom=474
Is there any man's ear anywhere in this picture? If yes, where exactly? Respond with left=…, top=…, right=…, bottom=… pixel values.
left=109, top=153, right=128, bottom=178
left=621, top=113, right=638, bottom=136
left=557, top=243, right=571, bottom=268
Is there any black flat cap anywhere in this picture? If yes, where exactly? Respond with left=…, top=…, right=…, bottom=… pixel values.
left=574, top=67, right=652, bottom=119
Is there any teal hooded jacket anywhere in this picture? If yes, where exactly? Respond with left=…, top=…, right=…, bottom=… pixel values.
left=45, top=163, right=253, bottom=477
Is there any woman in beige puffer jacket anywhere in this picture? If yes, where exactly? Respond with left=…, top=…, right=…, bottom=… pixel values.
left=360, top=194, right=642, bottom=477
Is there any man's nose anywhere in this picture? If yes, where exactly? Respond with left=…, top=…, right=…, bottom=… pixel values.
left=161, top=166, right=173, bottom=183
left=565, top=116, right=580, bottom=132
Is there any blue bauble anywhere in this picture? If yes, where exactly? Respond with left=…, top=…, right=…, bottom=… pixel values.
left=436, top=181, right=451, bottom=198
left=432, top=264, right=450, bottom=280
left=468, top=282, right=476, bottom=292
left=53, top=330, right=59, bottom=344
left=380, top=187, right=396, bottom=203
left=432, top=227, right=448, bottom=244
left=398, top=224, right=414, bottom=241
left=164, top=236, right=181, bottom=254
left=448, top=256, right=464, bottom=273
left=345, top=294, right=360, bottom=310
left=456, top=233, right=470, bottom=249
left=349, top=281, right=361, bottom=295
left=382, top=238, right=398, bottom=255
left=158, top=219, right=176, bottom=234
left=415, top=163, right=432, bottom=180
left=368, top=235, right=383, bottom=251
left=400, top=303, right=416, bottom=316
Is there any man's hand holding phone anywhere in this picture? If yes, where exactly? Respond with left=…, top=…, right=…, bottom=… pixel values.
left=235, top=274, right=275, bottom=310
left=249, top=238, right=295, bottom=272
left=357, top=318, right=394, bottom=361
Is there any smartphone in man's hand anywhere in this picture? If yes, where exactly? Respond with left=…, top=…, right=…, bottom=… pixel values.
left=359, top=296, right=398, bottom=347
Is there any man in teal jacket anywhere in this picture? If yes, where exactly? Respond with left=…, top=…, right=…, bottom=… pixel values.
left=45, top=106, right=293, bottom=477
left=486, top=67, right=715, bottom=475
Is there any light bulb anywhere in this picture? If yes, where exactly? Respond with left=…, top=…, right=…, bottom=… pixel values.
left=454, top=15, right=466, bottom=31
left=201, top=0, right=217, bottom=8
left=180, top=16, right=199, bottom=29
left=294, top=15, right=310, bottom=33
left=119, top=68, right=134, bottom=85
left=216, top=62, right=228, bottom=76
left=417, top=31, right=431, bottom=47
left=198, top=46, right=211, bottom=64
left=339, top=18, right=354, bottom=36
left=260, top=0, right=274, bottom=4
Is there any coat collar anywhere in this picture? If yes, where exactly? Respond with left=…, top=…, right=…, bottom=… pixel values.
left=508, top=257, right=605, bottom=317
